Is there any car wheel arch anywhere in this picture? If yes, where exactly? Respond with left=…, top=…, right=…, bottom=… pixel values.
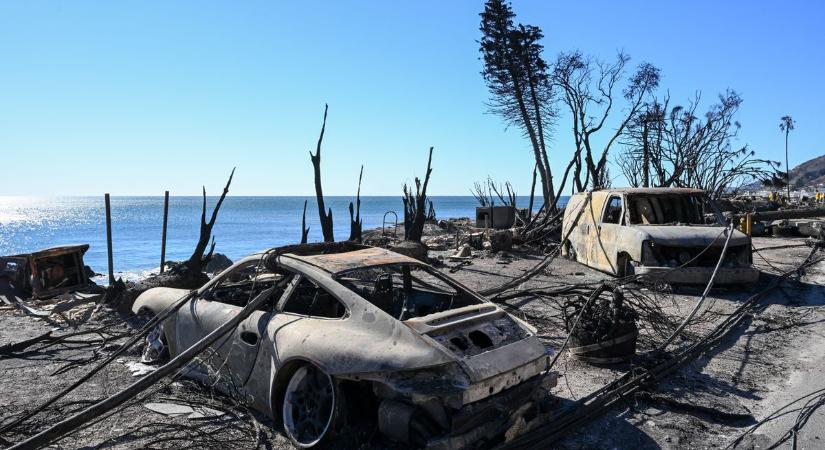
left=271, top=357, right=331, bottom=421
left=616, top=252, right=635, bottom=277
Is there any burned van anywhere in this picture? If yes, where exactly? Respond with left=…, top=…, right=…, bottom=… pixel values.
left=561, top=188, right=759, bottom=284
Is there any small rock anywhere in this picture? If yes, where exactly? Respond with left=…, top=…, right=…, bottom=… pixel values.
left=437, top=219, right=456, bottom=232
left=455, top=244, right=472, bottom=258
left=487, top=229, right=513, bottom=252
left=389, top=241, right=429, bottom=261
left=205, top=253, right=233, bottom=274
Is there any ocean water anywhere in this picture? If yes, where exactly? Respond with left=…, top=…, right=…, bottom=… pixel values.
left=0, top=196, right=564, bottom=281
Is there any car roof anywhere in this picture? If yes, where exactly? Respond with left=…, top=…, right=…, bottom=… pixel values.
left=282, top=246, right=422, bottom=274
left=573, top=187, right=706, bottom=196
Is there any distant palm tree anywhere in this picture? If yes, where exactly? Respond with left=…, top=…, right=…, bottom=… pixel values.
left=780, top=116, right=795, bottom=201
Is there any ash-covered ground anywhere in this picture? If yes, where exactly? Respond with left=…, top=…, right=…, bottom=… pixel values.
left=1, top=229, right=823, bottom=449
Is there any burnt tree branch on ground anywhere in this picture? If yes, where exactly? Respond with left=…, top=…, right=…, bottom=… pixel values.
left=348, top=165, right=364, bottom=242
left=403, top=147, right=434, bottom=242
left=310, top=104, right=334, bottom=242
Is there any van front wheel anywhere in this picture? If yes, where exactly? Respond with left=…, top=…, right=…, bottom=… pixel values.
left=616, top=254, right=635, bottom=278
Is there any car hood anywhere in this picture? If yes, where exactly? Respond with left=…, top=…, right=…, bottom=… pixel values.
left=632, top=225, right=751, bottom=247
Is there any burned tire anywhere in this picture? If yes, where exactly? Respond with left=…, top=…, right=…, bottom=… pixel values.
left=563, top=240, right=576, bottom=261
left=282, top=364, right=342, bottom=448
left=617, top=254, right=635, bottom=278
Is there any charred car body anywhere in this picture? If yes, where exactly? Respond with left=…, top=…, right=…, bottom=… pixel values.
left=561, top=188, right=759, bottom=284
left=133, top=244, right=557, bottom=448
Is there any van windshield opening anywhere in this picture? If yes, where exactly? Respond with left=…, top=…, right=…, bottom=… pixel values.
left=626, top=194, right=707, bottom=225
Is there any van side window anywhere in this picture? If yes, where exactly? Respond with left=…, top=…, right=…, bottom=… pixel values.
left=602, top=196, right=623, bottom=224
left=282, top=277, right=346, bottom=319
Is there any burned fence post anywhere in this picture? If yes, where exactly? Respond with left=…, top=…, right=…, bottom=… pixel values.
left=160, top=190, right=169, bottom=274
left=104, top=193, right=114, bottom=285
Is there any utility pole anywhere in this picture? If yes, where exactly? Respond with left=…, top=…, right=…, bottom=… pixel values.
left=780, top=116, right=795, bottom=202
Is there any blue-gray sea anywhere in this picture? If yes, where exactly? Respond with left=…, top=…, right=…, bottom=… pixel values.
left=0, top=196, right=565, bottom=282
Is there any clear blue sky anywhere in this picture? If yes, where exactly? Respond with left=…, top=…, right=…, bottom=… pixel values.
left=1, top=1, right=822, bottom=196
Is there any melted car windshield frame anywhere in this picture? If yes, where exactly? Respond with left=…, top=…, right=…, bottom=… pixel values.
left=333, top=263, right=483, bottom=320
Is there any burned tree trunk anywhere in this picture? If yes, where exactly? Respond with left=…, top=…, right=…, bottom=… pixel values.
left=185, top=168, right=235, bottom=273
left=349, top=165, right=363, bottom=242
left=528, top=163, right=537, bottom=218
left=310, top=104, right=334, bottom=242
left=403, top=147, right=434, bottom=242
left=106, top=169, right=236, bottom=311
left=300, top=199, right=310, bottom=244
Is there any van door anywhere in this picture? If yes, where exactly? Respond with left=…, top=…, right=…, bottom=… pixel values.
left=591, top=195, right=623, bottom=273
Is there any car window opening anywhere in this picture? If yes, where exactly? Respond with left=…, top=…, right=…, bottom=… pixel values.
left=335, top=263, right=481, bottom=320
left=281, top=277, right=346, bottom=319
left=202, top=261, right=293, bottom=311
left=602, top=196, right=623, bottom=224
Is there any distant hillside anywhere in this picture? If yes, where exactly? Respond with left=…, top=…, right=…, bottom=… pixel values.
left=789, top=154, right=825, bottom=188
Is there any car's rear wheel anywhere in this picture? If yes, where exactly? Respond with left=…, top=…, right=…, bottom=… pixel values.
left=282, top=364, right=340, bottom=448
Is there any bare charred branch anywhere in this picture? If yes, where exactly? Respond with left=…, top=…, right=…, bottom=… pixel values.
left=300, top=199, right=310, bottom=244
left=310, top=104, right=334, bottom=242
left=403, top=147, right=434, bottom=242
left=349, top=165, right=364, bottom=242
left=186, top=168, right=235, bottom=272
left=619, top=91, right=778, bottom=198
left=553, top=51, right=659, bottom=191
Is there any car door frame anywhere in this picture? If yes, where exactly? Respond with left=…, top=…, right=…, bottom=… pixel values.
left=175, top=258, right=293, bottom=388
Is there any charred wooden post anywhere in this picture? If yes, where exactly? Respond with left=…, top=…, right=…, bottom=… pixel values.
left=402, top=147, right=434, bottom=242
left=300, top=199, right=310, bottom=244
left=104, top=193, right=114, bottom=285
left=349, top=165, right=364, bottom=242
left=160, top=190, right=169, bottom=274
left=310, top=104, right=334, bottom=242
left=185, top=168, right=235, bottom=273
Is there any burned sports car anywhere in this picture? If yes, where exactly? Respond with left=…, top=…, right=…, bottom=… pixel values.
left=132, top=243, right=557, bottom=449
left=561, top=188, right=759, bottom=284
